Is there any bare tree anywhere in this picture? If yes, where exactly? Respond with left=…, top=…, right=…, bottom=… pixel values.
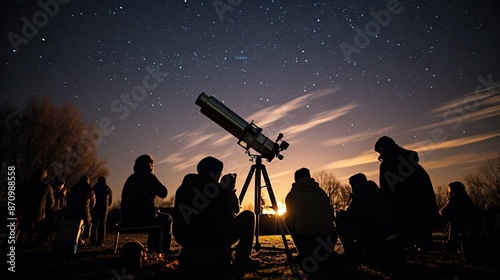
left=157, top=195, right=175, bottom=208
left=0, top=96, right=109, bottom=200
left=313, top=170, right=351, bottom=210
left=0, top=101, right=20, bottom=212
left=464, top=155, right=500, bottom=211
left=434, top=184, right=448, bottom=210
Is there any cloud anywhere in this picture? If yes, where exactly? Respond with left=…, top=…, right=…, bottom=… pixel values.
left=284, top=103, right=359, bottom=136
left=321, top=127, right=395, bottom=148
left=407, top=85, right=500, bottom=134
left=319, top=133, right=500, bottom=184
left=404, top=131, right=500, bottom=153
left=244, top=88, right=337, bottom=131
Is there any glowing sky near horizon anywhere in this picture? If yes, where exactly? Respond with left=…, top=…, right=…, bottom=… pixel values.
left=2, top=1, right=499, bottom=209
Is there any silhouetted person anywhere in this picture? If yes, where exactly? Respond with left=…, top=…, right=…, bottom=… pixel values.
left=17, top=167, right=55, bottom=246
left=121, top=154, right=172, bottom=254
left=173, top=156, right=259, bottom=279
left=223, top=173, right=241, bottom=216
left=375, top=136, right=440, bottom=252
left=66, top=175, right=96, bottom=245
left=51, top=176, right=67, bottom=212
left=47, top=176, right=66, bottom=240
left=440, top=181, right=482, bottom=247
left=120, top=241, right=148, bottom=276
left=336, top=173, right=403, bottom=273
left=90, top=176, right=113, bottom=247
left=284, top=167, right=338, bottom=279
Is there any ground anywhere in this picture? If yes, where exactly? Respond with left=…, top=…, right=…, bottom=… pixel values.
left=4, top=230, right=500, bottom=280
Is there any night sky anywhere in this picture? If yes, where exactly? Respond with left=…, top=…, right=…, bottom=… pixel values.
left=2, top=0, right=500, bottom=210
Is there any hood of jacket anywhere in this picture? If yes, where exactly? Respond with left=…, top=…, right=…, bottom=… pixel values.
left=291, top=177, right=322, bottom=192
left=380, top=146, right=419, bottom=163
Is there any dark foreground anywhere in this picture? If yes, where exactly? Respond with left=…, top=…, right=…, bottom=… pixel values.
left=4, top=232, right=500, bottom=280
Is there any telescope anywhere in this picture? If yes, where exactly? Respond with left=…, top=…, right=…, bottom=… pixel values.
left=195, top=92, right=289, bottom=162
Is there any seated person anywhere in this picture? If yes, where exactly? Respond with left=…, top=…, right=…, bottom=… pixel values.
left=336, top=173, right=402, bottom=269
left=173, top=156, right=259, bottom=279
left=440, top=181, right=482, bottom=247
left=121, top=154, right=172, bottom=254
left=284, top=168, right=338, bottom=277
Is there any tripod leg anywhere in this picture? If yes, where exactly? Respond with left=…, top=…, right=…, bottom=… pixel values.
left=254, top=163, right=262, bottom=249
left=239, top=165, right=256, bottom=204
left=238, top=164, right=262, bottom=251
left=261, top=165, right=294, bottom=264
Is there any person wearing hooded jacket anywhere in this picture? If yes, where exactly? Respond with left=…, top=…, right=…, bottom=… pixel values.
left=374, top=136, right=440, bottom=253
left=284, top=167, right=338, bottom=276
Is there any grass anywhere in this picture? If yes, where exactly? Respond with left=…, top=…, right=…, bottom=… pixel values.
left=4, top=231, right=500, bottom=280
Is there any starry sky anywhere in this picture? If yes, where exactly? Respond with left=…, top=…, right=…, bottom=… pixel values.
left=2, top=0, right=500, bottom=210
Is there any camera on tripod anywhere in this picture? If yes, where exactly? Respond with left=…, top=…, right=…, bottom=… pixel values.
left=195, top=92, right=289, bottom=162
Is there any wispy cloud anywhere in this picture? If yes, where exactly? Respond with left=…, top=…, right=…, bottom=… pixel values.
left=322, top=152, right=376, bottom=170
left=245, top=88, right=337, bottom=129
left=407, top=86, right=500, bottom=134
left=321, top=127, right=395, bottom=148
left=284, top=103, right=359, bottom=136
left=320, top=131, right=500, bottom=173
left=404, top=131, right=500, bottom=153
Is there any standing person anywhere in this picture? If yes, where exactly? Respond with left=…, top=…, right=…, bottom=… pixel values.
left=374, top=136, right=440, bottom=252
left=51, top=176, right=67, bottom=213
left=46, top=176, right=66, bottom=241
left=284, top=167, right=338, bottom=279
left=173, top=156, right=259, bottom=279
left=17, top=167, right=55, bottom=246
left=65, top=175, right=96, bottom=245
left=90, top=176, right=113, bottom=247
left=439, top=181, right=482, bottom=248
left=121, top=154, right=172, bottom=254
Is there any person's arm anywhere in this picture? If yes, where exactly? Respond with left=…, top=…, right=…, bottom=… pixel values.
left=284, top=194, right=296, bottom=234
left=220, top=173, right=240, bottom=214
left=150, top=174, right=168, bottom=198
left=90, top=188, right=96, bottom=210
left=46, top=185, right=55, bottom=212
left=108, top=187, right=113, bottom=207
left=227, top=190, right=240, bottom=214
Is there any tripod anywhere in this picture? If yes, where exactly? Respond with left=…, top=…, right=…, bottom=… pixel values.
left=238, top=155, right=294, bottom=264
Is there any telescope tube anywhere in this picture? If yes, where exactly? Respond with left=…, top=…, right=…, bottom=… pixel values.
left=195, top=92, right=281, bottom=162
